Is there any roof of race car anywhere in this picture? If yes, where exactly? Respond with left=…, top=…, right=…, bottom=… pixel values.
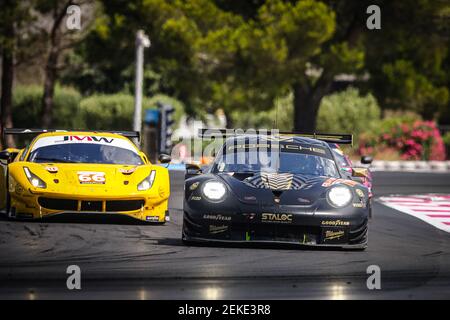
left=33, top=131, right=131, bottom=138
left=223, top=134, right=329, bottom=147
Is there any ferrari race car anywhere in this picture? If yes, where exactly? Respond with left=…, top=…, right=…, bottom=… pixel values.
left=183, top=130, right=370, bottom=249
left=0, top=129, right=171, bottom=223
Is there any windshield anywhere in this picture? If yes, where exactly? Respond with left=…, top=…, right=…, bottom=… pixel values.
left=28, top=143, right=144, bottom=165
left=214, top=145, right=339, bottom=177
left=332, top=150, right=351, bottom=168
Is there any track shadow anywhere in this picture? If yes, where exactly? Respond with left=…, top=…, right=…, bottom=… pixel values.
left=181, top=239, right=363, bottom=252
left=1, top=213, right=165, bottom=226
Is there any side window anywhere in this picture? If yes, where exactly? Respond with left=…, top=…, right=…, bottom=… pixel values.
left=20, top=146, right=29, bottom=161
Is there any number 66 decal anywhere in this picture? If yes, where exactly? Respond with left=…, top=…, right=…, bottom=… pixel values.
left=77, top=172, right=106, bottom=184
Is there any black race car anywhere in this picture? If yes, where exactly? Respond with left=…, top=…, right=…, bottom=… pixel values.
left=182, top=130, right=370, bottom=249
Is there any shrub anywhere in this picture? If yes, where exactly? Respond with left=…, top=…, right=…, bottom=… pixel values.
left=231, top=88, right=382, bottom=137
left=78, top=93, right=184, bottom=131
left=231, top=93, right=294, bottom=131
left=359, top=119, right=446, bottom=161
left=317, top=87, right=381, bottom=141
left=12, top=85, right=83, bottom=129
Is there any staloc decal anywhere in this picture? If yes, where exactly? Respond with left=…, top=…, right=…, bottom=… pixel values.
left=261, top=213, right=293, bottom=223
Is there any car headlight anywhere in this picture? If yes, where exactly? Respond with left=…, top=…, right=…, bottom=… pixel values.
left=202, top=181, right=227, bottom=201
left=137, top=170, right=156, bottom=191
left=327, top=185, right=352, bottom=208
left=23, top=167, right=47, bottom=189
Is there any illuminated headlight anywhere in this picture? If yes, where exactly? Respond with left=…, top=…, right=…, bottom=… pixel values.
left=202, top=181, right=227, bottom=201
left=23, top=167, right=47, bottom=189
left=327, top=185, right=352, bottom=208
left=137, top=170, right=156, bottom=191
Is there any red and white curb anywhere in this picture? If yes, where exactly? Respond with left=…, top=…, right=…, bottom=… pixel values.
left=378, top=194, right=450, bottom=233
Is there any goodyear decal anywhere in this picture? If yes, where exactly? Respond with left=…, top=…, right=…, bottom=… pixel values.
left=203, top=214, right=231, bottom=221
left=321, top=220, right=350, bottom=226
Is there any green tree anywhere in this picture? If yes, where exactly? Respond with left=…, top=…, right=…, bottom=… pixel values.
left=34, top=0, right=97, bottom=128
left=364, top=0, right=449, bottom=120
left=60, top=0, right=449, bottom=131
left=0, top=0, right=34, bottom=147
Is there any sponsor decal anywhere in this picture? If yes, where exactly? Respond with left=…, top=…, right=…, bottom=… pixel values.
left=321, top=220, right=350, bottom=226
left=353, top=202, right=365, bottom=208
left=324, top=230, right=345, bottom=241
left=119, top=167, right=136, bottom=174
left=31, top=135, right=139, bottom=155
left=227, top=143, right=327, bottom=156
left=57, top=135, right=114, bottom=143
left=322, top=178, right=358, bottom=187
left=191, top=196, right=202, bottom=201
left=312, top=147, right=326, bottom=154
left=146, top=216, right=160, bottom=222
left=45, top=166, right=58, bottom=173
left=202, top=214, right=231, bottom=221
left=261, top=213, right=293, bottom=223
left=209, top=225, right=228, bottom=234
left=355, top=189, right=365, bottom=198
left=189, top=182, right=200, bottom=191
left=77, top=171, right=106, bottom=184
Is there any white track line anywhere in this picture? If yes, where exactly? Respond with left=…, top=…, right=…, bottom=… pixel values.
left=378, top=194, right=450, bottom=233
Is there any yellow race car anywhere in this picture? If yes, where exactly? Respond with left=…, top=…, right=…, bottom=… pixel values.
left=0, top=129, right=171, bottom=223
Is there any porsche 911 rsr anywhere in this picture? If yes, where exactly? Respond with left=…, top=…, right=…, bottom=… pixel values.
left=183, top=131, right=370, bottom=249
left=0, top=129, right=171, bottom=223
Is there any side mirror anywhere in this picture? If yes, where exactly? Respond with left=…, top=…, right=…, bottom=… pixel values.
left=360, top=155, right=373, bottom=165
left=352, top=167, right=368, bottom=178
left=158, top=153, right=171, bottom=164
left=0, top=151, right=11, bottom=161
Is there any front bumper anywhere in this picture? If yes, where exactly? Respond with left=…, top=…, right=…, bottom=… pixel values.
left=182, top=206, right=369, bottom=249
left=10, top=193, right=169, bottom=223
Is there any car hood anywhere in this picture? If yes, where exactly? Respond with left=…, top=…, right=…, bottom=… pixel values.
left=11, top=162, right=155, bottom=197
left=218, top=172, right=360, bottom=206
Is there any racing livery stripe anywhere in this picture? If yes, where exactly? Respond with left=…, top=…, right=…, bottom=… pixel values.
left=378, top=194, right=450, bottom=233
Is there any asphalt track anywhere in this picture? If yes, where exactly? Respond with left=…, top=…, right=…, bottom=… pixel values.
left=0, top=171, right=449, bottom=299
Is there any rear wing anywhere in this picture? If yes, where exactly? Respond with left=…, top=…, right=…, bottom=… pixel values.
left=2, top=128, right=140, bottom=142
left=198, top=128, right=353, bottom=145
